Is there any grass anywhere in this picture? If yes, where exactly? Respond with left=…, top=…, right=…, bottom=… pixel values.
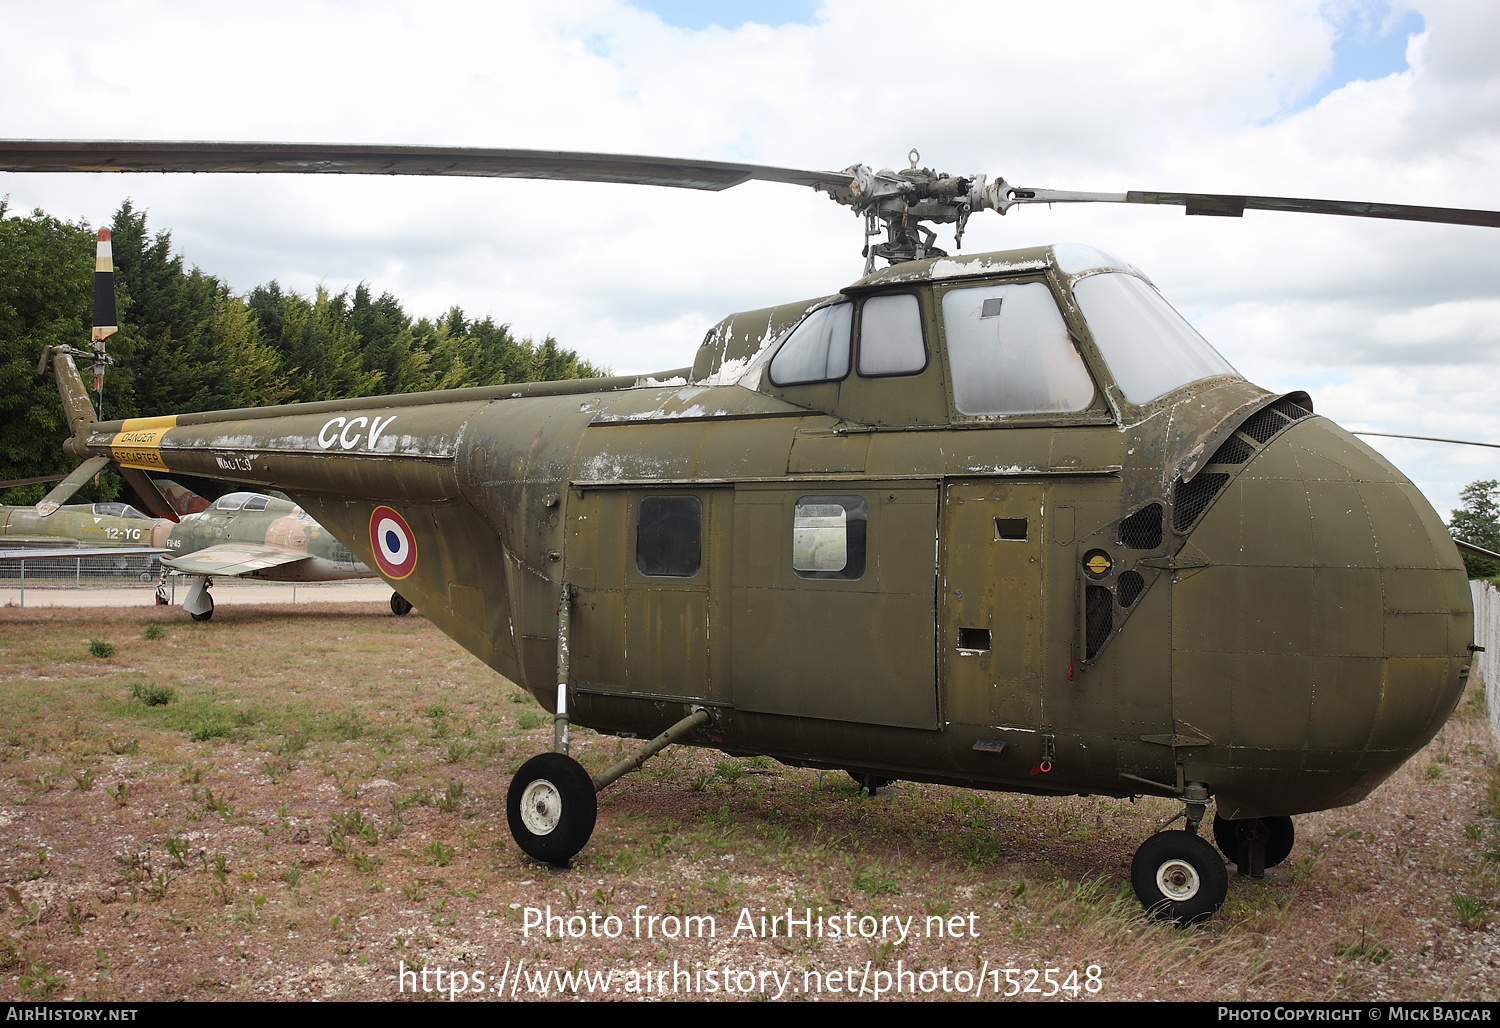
left=0, top=603, right=1494, bottom=1002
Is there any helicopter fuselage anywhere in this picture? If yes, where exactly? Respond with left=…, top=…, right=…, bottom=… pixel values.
left=63, top=243, right=1473, bottom=822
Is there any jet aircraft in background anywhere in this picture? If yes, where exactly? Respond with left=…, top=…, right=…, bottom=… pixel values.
left=0, top=492, right=412, bottom=620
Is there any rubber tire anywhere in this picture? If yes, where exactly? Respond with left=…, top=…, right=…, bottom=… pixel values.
left=1131, top=830, right=1229, bottom=925
left=507, top=753, right=597, bottom=864
left=847, top=771, right=894, bottom=793
left=190, top=594, right=214, bottom=623
left=1212, top=814, right=1295, bottom=870
left=390, top=592, right=413, bottom=616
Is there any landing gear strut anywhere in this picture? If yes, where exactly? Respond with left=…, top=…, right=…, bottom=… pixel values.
left=183, top=575, right=214, bottom=622
left=1130, top=783, right=1229, bottom=924
left=506, top=584, right=713, bottom=866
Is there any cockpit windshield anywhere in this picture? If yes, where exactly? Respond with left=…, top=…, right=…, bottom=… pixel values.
left=1072, top=272, right=1237, bottom=405
left=91, top=502, right=149, bottom=519
left=212, top=493, right=251, bottom=511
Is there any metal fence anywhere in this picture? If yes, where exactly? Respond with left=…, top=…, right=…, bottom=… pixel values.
left=1474, top=580, right=1499, bottom=752
left=0, top=553, right=162, bottom=585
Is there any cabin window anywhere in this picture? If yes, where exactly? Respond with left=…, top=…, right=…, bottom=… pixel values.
left=942, top=282, right=1096, bottom=415
left=857, top=293, right=927, bottom=376
left=635, top=495, right=702, bottom=577
left=769, top=302, right=853, bottom=385
left=243, top=496, right=270, bottom=511
left=792, top=495, right=867, bottom=580
left=1073, top=272, right=1237, bottom=404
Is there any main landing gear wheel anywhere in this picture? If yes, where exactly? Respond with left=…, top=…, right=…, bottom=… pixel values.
left=847, top=771, right=894, bottom=793
left=390, top=592, right=413, bottom=616
left=1212, top=814, right=1295, bottom=874
left=190, top=594, right=214, bottom=622
left=507, top=753, right=596, bottom=864
left=1131, top=830, right=1229, bottom=925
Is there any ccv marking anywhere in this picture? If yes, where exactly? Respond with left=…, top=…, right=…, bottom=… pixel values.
left=318, top=415, right=397, bottom=451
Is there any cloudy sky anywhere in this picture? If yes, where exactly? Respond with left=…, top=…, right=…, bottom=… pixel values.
left=1, top=0, right=1496, bottom=519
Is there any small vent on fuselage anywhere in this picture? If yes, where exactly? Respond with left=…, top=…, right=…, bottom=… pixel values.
left=1085, top=585, right=1114, bottom=660
left=1118, top=570, right=1144, bottom=607
left=1119, top=504, right=1164, bottom=550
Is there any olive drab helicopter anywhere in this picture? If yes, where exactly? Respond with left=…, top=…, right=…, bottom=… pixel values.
left=3, top=140, right=1494, bottom=924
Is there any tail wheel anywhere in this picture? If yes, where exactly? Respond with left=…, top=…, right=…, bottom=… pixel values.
left=1212, top=814, right=1295, bottom=871
left=1131, top=830, right=1229, bottom=925
left=507, top=753, right=596, bottom=864
left=390, top=592, right=413, bottom=616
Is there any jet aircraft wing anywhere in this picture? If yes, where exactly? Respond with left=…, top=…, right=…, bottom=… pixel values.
left=0, top=546, right=167, bottom=560
left=163, top=544, right=310, bottom=577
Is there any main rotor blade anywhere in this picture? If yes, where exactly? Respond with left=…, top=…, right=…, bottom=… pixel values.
left=35, top=454, right=110, bottom=516
left=0, top=140, right=849, bottom=193
left=118, top=467, right=180, bottom=523
left=1454, top=537, right=1500, bottom=563
left=0, top=474, right=68, bottom=489
left=1013, top=187, right=1500, bottom=228
left=1354, top=430, right=1500, bottom=450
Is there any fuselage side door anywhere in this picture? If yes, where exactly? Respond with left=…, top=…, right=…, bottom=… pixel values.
left=729, top=481, right=939, bottom=729
left=565, top=486, right=730, bottom=703
left=939, top=480, right=1047, bottom=731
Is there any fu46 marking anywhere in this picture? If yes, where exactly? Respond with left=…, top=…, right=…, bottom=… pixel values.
left=318, top=414, right=398, bottom=451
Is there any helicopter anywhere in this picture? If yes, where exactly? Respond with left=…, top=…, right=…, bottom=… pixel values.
left=2, top=139, right=1491, bottom=924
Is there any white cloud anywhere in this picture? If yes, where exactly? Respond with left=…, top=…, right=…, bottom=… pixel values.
left=1, top=0, right=1496, bottom=517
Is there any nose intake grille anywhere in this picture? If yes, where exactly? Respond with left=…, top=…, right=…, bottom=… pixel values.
left=1119, top=503, right=1164, bottom=549
left=1085, top=585, right=1114, bottom=659
left=1174, top=472, right=1230, bottom=533
left=1171, top=397, right=1316, bottom=534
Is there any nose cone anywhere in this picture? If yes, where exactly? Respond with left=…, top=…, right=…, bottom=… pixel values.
left=1169, top=415, right=1473, bottom=819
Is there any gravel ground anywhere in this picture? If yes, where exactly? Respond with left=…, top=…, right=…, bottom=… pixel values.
left=0, top=603, right=1495, bottom=1002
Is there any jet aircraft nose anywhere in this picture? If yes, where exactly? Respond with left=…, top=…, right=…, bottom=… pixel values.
left=1167, top=413, right=1473, bottom=820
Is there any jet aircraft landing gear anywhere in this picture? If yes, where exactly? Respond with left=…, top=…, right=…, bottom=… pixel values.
left=183, top=575, right=215, bottom=622
left=1130, top=784, right=1229, bottom=924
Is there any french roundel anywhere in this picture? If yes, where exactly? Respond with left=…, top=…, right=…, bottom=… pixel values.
left=370, top=506, right=417, bottom=580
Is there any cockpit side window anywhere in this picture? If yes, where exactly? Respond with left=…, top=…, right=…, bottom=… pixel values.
left=857, top=294, right=927, bottom=377
left=769, top=303, right=853, bottom=386
left=942, top=282, right=1096, bottom=415
left=1072, top=272, right=1237, bottom=405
